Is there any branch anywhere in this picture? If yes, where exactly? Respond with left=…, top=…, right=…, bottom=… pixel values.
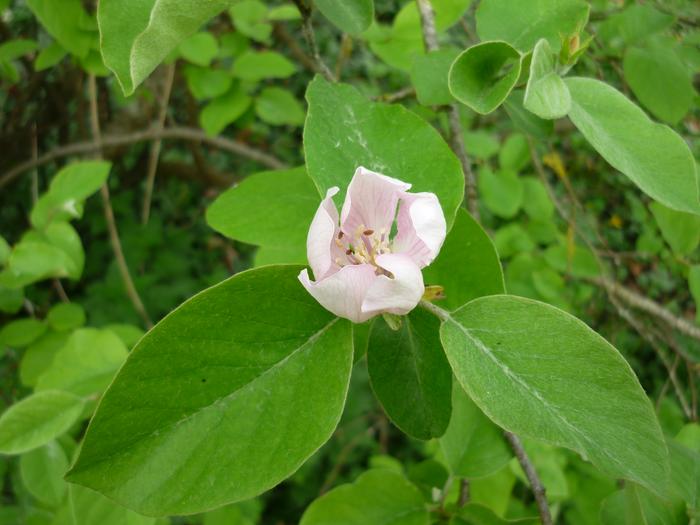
left=141, top=63, right=176, bottom=225
left=0, top=126, right=287, bottom=190
left=415, top=0, right=479, bottom=220
left=504, top=432, right=553, bottom=525
left=292, top=0, right=336, bottom=82
left=88, top=75, right=153, bottom=330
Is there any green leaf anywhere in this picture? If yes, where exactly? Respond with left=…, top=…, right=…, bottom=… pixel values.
left=67, top=266, right=354, bottom=516
left=178, top=32, right=218, bottom=67
left=184, top=65, right=233, bottom=100
left=206, top=167, right=317, bottom=258
left=47, top=303, right=86, bottom=331
left=35, top=41, right=67, bottom=71
left=300, top=469, right=429, bottom=525
left=503, top=90, right=554, bottom=139
left=565, top=77, right=700, bottom=215
left=440, top=384, right=511, bottom=478
left=439, top=295, right=669, bottom=496
left=521, top=177, right=554, bottom=221
left=423, top=209, right=505, bottom=311
left=36, top=328, right=128, bottom=396
left=232, top=50, right=296, bottom=81
left=476, top=0, right=590, bottom=52
left=31, top=161, right=111, bottom=229
left=20, top=331, right=70, bottom=387
left=668, top=438, right=700, bottom=510
left=304, top=76, right=463, bottom=229
left=597, top=4, right=674, bottom=49
left=0, top=285, right=23, bottom=314
left=367, top=308, right=451, bottom=440
left=98, top=0, right=231, bottom=94
left=623, top=41, right=695, bottom=125
left=600, top=484, right=685, bottom=525
left=498, top=133, right=530, bottom=172
left=689, top=266, right=700, bottom=324
left=494, top=224, right=535, bottom=260
left=68, top=484, right=156, bottom=525
left=449, top=41, right=522, bottom=115
left=0, top=391, right=85, bottom=455
left=411, top=48, right=460, bottom=106
left=19, top=441, right=69, bottom=507
left=452, top=503, right=538, bottom=524
left=544, top=242, right=600, bottom=279
left=463, top=131, right=500, bottom=160
left=229, top=1, right=272, bottom=43
left=0, top=235, right=9, bottom=265
left=478, top=168, right=523, bottom=219
left=314, top=0, right=373, bottom=35
left=523, top=39, right=571, bottom=120
left=200, top=86, right=252, bottom=136
left=0, top=318, right=47, bottom=348
left=26, top=0, right=93, bottom=58
left=268, top=5, right=301, bottom=21
left=650, top=201, right=700, bottom=255
left=0, top=39, right=38, bottom=62
left=255, top=87, right=305, bottom=126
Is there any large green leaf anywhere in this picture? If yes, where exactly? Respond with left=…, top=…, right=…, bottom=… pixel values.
left=67, top=265, right=353, bottom=516
left=300, top=469, right=429, bottom=525
left=423, top=209, right=505, bottom=311
left=314, top=0, right=373, bottom=35
left=68, top=484, right=156, bottom=525
left=523, top=39, right=571, bottom=119
left=440, top=384, right=511, bottom=478
left=97, top=0, right=232, bottom=94
left=476, top=0, right=590, bottom=52
left=36, top=328, right=128, bottom=396
left=600, top=484, right=685, bottom=525
left=438, top=295, right=669, bottom=496
left=566, top=77, right=700, bottom=215
left=206, top=167, right=317, bottom=263
left=623, top=40, right=695, bottom=125
left=0, top=391, right=85, bottom=455
left=304, top=76, right=463, bottom=229
left=26, top=0, right=94, bottom=58
left=448, top=41, right=522, bottom=115
left=367, top=309, right=451, bottom=440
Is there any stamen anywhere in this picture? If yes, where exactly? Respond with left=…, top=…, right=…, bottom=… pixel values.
left=345, top=249, right=354, bottom=255
left=338, top=231, right=344, bottom=239
left=363, top=229, right=374, bottom=236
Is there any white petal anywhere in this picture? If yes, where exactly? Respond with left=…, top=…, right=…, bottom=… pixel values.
left=361, top=253, right=425, bottom=316
left=299, top=265, right=378, bottom=323
left=392, top=192, right=446, bottom=268
left=340, top=167, right=411, bottom=235
left=307, top=187, right=342, bottom=280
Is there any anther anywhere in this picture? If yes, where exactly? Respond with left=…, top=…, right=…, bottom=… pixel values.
left=338, top=231, right=344, bottom=239
left=363, top=229, right=374, bottom=236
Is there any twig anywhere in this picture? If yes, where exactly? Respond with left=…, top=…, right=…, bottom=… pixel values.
left=415, top=0, right=479, bottom=220
left=273, top=22, right=319, bottom=74
left=505, top=432, right=553, bottom=525
left=373, top=87, right=416, bottom=103
left=87, top=75, right=153, bottom=330
left=141, top=63, right=176, bottom=225
left=292, top=0, right=335, bottom=82
left=0, top=126, right=287, bottom=190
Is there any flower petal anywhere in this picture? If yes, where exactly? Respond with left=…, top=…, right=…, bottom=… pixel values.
left=307, top=187, right=342, bottom=280
left=340, top=167, right=411, bottom=235
left=299, top=265, right=378, bottom=323
left=392, top=192, right=447, bottom=268
left=361, top=253, right=425, bottom=316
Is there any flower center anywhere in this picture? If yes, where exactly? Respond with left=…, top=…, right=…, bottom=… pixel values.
left=334, top=224, right=392, bottom=275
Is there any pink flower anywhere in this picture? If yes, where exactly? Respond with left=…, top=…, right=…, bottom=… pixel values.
left=299, top=167, right=447, bottom=323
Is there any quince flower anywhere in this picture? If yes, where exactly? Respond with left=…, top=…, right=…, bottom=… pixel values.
left=299, top=167, right=446, bottom=323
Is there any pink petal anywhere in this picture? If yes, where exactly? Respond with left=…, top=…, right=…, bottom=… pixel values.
left=361, top=253, right=425, bottom=317
left=298, top=265, right=379, bottom=323
left=307, top=187, right=343, bottom=281
left=340, top=167, right=412, bottom=236
left=392, top=192, right=446, bottom=268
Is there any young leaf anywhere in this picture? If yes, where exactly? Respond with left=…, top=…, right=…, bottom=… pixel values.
left=314, top=0, right=374, bottom=36
left=67, top=266, right=354, bottom=516
left=476, top=0, right=590, bottom=52
left=19, top=441, right=69, bottom=507
left=231, top=50, right=296, bottom=81
left=304, top=76, right=464, bottom=229
left=199, top=86, right=252, bottom=136
left=299, top=469, right=429, bottom=525
left=26, top=0, right=93, bottom=58
left=439, top=295, right=669, bottom=496
left=478, top=168, right=523, bottom=219
left=367, top=308, right=452, bottom=440
left=0, top=318, right=47, bottom=348
left=449, top=41, right=522, bottom=115
left=206, top=167, right=317, bottom=261
left=255, top=87, right=306, bottom=126
left=0, top=390, right=85, bottom=455
left=566, top=77, right=700, bottom=215
left=523, top=39, right=571, bottom=119
left=178, top=32, right=218, bottom=67
left=440, top=383, right=512, bottom=478
left=410, top=48, right=460, bottom=106
left=97, top=0, right=231, bottom=94
left=423, top=209, right=505, bottom=311
left=47, top=303, right=86, bottom=332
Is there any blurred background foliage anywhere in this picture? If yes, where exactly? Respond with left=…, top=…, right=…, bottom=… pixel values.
left=0, top=0, right=699, bottom=523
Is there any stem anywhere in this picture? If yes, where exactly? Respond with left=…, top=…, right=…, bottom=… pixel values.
left=415, top=0, right=479, bottom=220
left=419, top=299, right=450, bottom=321
left=505, top=432, right=553, bottom=525
left=141, top=63, right=176, bottom=225
left=88, top=75, right=153, bottom=329
left=293, top=0, right=335, bottom=82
